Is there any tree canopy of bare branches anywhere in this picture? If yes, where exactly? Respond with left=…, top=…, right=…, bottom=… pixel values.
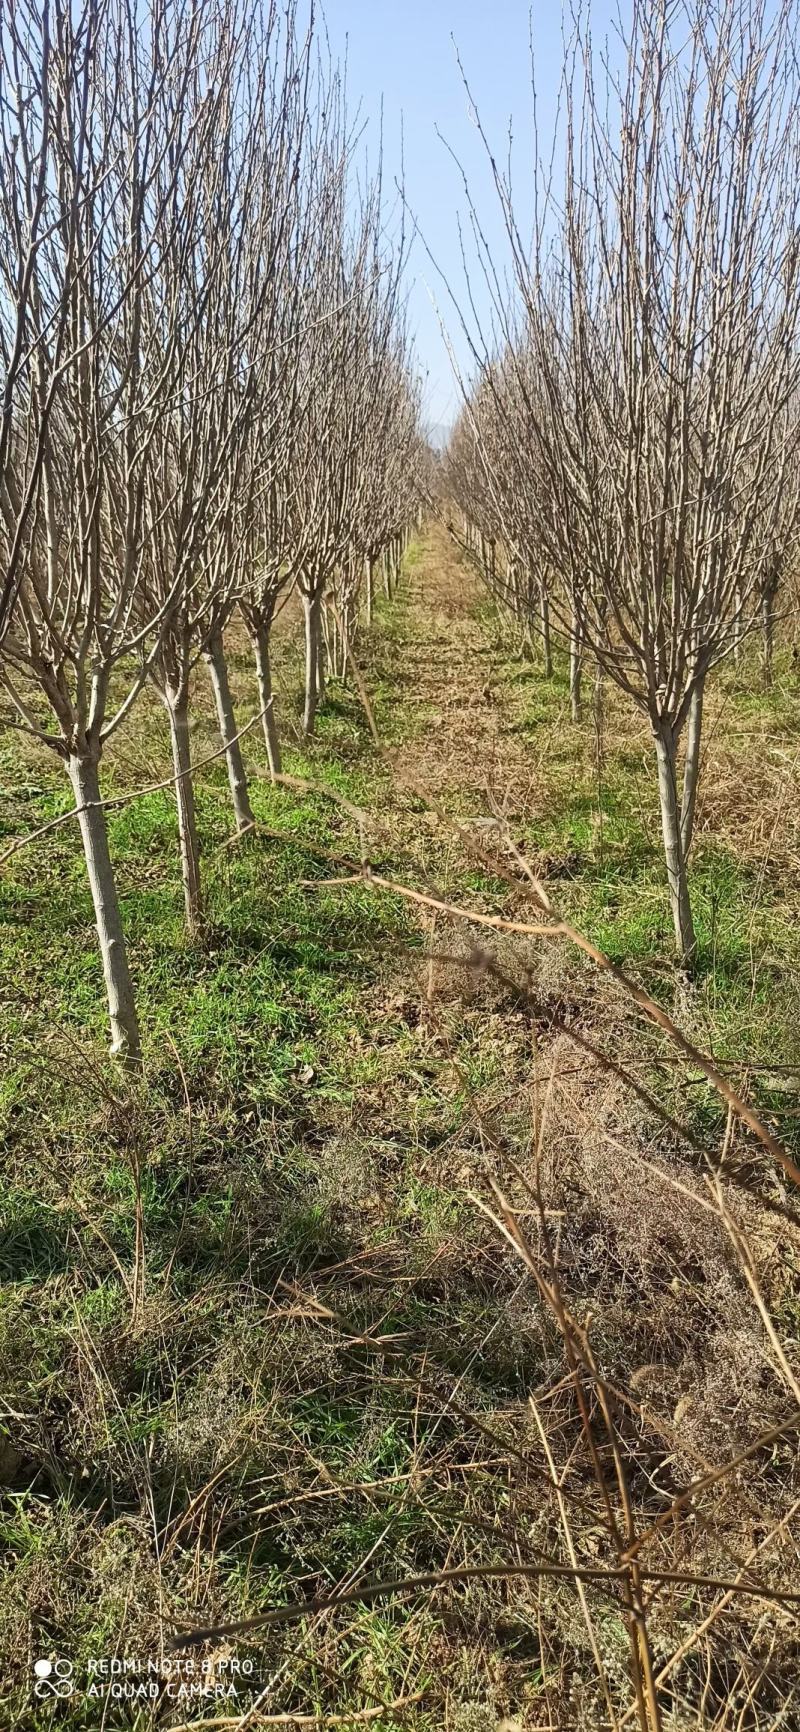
left=0, top=0, right=230, bottom=1055
left=445, top=0, right=800, bottom=960
left=0, top=0, right=423, bottom=1052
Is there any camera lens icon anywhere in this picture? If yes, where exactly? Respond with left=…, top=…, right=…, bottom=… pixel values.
left=34, top=1657, right=74, bottom=1698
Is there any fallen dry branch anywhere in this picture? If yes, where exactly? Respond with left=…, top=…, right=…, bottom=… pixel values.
left=335, top=618, right=800, bottom=1189
left=306, top=869, right=564, bottom=939
left=167, top=1692, right=426, bottom=1731
left=617, top=1495, right=800, bottom=1728
left=312, top=855, right=800, bottom=1190
left=171, top=1558, right=800, bottom=1650
left=435, top=942, right=800, bottom=1231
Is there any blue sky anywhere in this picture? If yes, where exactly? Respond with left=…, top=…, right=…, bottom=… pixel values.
left=322, top=0, right=617, bottom=436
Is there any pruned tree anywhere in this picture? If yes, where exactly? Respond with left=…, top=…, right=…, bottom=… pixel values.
left=236, top=80, right=328, bottom=780
left=0, top=0, right=53, bottom=637
left=0, top=0, right=219, bottom=1057
left=133, top=0, right=315, bottom=927
left=327, top=341, right=422, bottom=667
left=205, top=0, right=318, bottom=802
left=238, top=431, right=302, bottom=780
left=448, top=0, right=800, bottom=960
left=288, top=108, right=413, bottom=737
left=0, top=0, right=420, bottom=1056
left=444, top=372, right=554, bottom=667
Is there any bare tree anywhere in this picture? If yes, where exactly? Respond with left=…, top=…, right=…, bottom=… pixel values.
left=0, top=0, right=216, bottom=1056
left=0, top=0, right=419, bottom=1054
left=327, top=344, right=422, bottom=670
left=237, top=95, right=326, bottom=780
left=448, top=0, right=800, bottom=961
left=289, top=109, right=413, bottom=737
left=238, top=447, right=300, bottom=781
left=134, top=0, right=315, bottom=927
left=0, top=0, right=54, bottom=637
left=204, top=0, right=317, bottom=808
left=444, top=373, right=555, bottom=671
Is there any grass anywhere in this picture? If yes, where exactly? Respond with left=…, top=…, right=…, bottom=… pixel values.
left=489, top=637, right=800, bottom=1058
left=2, top=535, right=800, bottom=1728
left=0, top=578, right=522, bottom=1729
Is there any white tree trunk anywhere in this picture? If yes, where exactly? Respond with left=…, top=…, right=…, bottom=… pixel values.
left=316, top=599, right=326, bottom=702
left=540, top=582, right=553, bottom=676
left=205, top=632, right=254, bottom=833
left=366, top=556, right=374, bottom=627
left=680, top=679, right=704, bottom=861
left=164, top=689, right=203, bottom=936
left=252, top=615, right=281, bottom=777
left=68, top=753, right=141, bottom=1063
left=761, top=585, right=777, bottom=688
left=654, top=723, right=696, bottom=962
left=569, top=612, right=583, bottom=722
left=303, top=590, right=323, bottom=737
left=733, top=582, right=744, bottom=664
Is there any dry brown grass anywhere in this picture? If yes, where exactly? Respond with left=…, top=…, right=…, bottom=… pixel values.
left=336, top=527, right=800, bottom=1729
left=4, top=525, right=800, bottom=1730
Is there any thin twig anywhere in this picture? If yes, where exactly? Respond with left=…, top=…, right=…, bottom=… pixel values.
left=0, top=706, right=272, bottom=868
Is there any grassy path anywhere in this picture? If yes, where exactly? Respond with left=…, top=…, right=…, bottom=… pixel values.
left=1, top=529, right=544, bottom=1731
left=2, top=527, right=800, bottom=1728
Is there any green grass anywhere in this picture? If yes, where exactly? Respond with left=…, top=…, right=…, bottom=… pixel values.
left=0, top=564, right=535, bottom=1729
left=490, top=642, right=800, bottom=1050
left=3, top=546, right=800, bottom=1727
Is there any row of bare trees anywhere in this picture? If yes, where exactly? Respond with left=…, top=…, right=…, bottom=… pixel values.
left=443, top=0, right=800, bottom=964
left=0, top=0, right=422, bottom=1061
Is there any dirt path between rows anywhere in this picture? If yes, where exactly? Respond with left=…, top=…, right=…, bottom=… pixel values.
left=383, top=521, right=543, bottom=821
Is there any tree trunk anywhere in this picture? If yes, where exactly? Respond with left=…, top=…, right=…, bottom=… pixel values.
left=326, top=600, right=346, bottom=681
left=507, top=559, right=517, bottom=614
left=569, top=613, right=583, bottom=722
left=250, top=614, right=282, bottom=778
left=316, top=598, right=326, bottom=701
left=654, top=723, right=696, bottom=962
left=733, top=583, right=743, bottom=665
left=68, top=752, right=141, bottom=1063
left=321, top=599, right=334, bottom=677
left=540, top=582, right=553, bottom=676
left=761, top=585, right=777, bottom=689
left=164, top=688, right=203, bottom=936
left=366, top=556, right=374, bottom=627
left=303, top=589, right=323, bottom=737
left=205, top=632, right=254, bottom=833
left=339, top=601, right=355, bottom=679
left=592, top=657, right=604, bottom=731
left=680, top=678, right=704, bottom=861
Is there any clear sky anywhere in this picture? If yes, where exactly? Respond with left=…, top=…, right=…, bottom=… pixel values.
left=321, top=0, right=618, bottom=439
